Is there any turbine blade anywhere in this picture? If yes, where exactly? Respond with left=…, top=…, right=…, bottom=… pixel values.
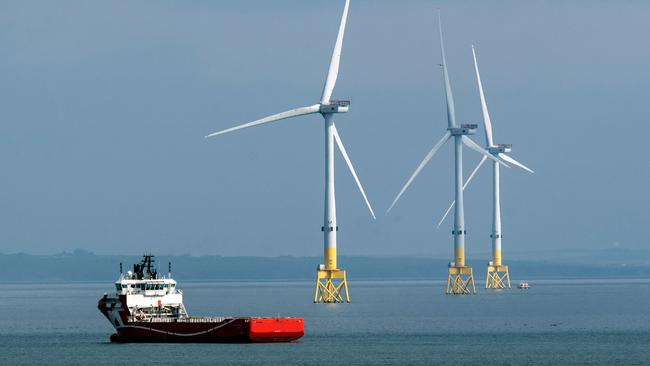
left=436, top=200, right=455, bottom=230
left=498, top=153, right=535, bottom=173
left=320, top=0, right=350, bottom=104
left=205, top=104, right=320, bottom=138
left=461, top=136, right=509, bottom=167
left=386, top=131, right=452, bottom=215
left=332, top=124, right=376, bottom=219
left=438, top=11, right=456, bottom=128
left=436, top=155, right=487, bottom=229
left=471, top=45, right=494, bottom=147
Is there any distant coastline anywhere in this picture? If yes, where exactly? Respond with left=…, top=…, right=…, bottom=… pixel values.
left=0, top=249, right=649, bottom=282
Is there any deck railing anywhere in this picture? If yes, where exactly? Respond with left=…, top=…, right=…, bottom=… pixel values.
left=328, top=100, right=350, bottom=106
left=129, top=316, right=228, bottom=323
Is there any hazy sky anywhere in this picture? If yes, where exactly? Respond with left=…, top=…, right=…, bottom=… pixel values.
left=1, top=0, right=649, bottom=257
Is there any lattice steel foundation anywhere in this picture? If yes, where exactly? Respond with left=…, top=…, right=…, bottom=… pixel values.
left=446, top=265, right=476, bottom=295
left=314, top=268, right=349, bottom=303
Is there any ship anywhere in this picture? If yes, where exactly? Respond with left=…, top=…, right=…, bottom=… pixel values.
left=98, top=254, right=304, bottom=343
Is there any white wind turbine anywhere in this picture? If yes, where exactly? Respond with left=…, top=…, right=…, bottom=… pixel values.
left=205, top=0, right=374, bottom=303
left=435, top=45, right=534, bottom=289
left=386, top=12, right=507, bottom=295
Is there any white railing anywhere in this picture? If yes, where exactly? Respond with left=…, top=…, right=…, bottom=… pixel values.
left=460, top=123, right=478, bottom=129
left=329, top=100, right=350, bottom=106
left=129, top=316, right=228, bottom=323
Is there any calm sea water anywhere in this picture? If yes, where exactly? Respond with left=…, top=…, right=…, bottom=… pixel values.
left=1, top=279, right=649, bottom=365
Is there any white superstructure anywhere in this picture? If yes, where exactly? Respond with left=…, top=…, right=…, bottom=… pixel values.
left=101, top=255, right=188, bottom=328
left=114, top=274, right=186, bottom=320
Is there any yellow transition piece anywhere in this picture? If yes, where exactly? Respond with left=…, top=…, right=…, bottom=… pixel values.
left=314, top=268, right=349, bottom=303
left=486, top=264, right=510, bottom=289
left=446, top=265, right=476, bottom=295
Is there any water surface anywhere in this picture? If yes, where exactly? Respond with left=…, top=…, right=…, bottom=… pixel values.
left=1, top=279, right=649, bottom=365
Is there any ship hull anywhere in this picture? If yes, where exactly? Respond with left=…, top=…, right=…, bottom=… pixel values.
left=109, top=318, right=303, bottom=343
left=99, top=296, right=303, bottom=343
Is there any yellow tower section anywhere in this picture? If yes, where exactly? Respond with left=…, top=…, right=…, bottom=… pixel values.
left=314, top=246, right=349, bottom=303
left=446, top=245, right=476, bottom=295
left=486, top=245, right=510, bottom=289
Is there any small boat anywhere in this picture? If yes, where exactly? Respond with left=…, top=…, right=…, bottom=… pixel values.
left=517, top=282, right=530, bottom=289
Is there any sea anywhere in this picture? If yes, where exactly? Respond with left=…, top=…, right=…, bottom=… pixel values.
left=1, top=279, right=649, bottom=365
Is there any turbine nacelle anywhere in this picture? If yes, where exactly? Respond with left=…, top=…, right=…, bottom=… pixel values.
left=448, top=123, right=478, bottom=136
left=320, top=100, right=350, bottom=114
left=488, top=144, right=512, bottom=154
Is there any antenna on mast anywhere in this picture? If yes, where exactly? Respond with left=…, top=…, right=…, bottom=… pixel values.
left=168, top=262, right=172, bottom=278
left=119, top=262, right=123, bottom=275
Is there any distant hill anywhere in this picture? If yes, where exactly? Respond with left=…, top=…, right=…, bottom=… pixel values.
left=0, top=249, right=649, bottom=282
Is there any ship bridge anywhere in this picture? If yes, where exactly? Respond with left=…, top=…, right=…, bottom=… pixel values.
left=114, top=254, right=183, bottom=300
left=115, top=277, right=178, bottom=295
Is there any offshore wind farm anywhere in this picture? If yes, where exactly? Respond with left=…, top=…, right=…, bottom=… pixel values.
left=2, top=0, right=650, bottom=364
left=436, top=46, right=535, bottom=289
left=386, top=13, right=508, bottom=295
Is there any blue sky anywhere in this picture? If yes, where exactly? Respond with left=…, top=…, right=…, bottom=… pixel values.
left=0, top=0, right=648, bottom=257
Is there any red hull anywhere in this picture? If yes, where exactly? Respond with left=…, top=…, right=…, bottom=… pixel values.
left=249, top=317, right=305, bottom=342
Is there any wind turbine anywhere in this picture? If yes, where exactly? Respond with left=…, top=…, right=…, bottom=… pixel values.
left=435, top=45, right=534, bottom=289
left=386, top=12, right=507, bottom=295
left=205, top=0, right=375, bottom=303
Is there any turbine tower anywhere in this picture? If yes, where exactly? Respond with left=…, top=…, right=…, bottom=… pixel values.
left=386, top=13, right=506, bottom=295
left=205, top=0, right=375, bottom=303
left=436, top=46, right=534, bottom=289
